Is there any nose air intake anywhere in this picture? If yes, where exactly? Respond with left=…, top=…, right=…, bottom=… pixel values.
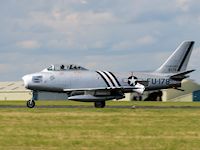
left=22, top=75, right=31, bottom=88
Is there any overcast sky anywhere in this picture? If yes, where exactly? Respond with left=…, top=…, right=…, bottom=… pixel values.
left=0, top=0, right=199, bottom=83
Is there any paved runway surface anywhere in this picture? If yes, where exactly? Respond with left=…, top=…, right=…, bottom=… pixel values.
left=1, top=105, right=200, bottom=109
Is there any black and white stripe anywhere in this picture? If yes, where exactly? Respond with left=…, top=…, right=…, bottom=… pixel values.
left=108, top=71, right=121, bottom=87
left=177, top=41, right=194, bottom=71
left=96, top=71, right=121, bottom=88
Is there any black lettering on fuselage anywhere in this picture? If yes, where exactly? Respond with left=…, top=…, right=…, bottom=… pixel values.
left=147, top=78, right=170, bottom=85
left=152, top=78, right=157, bottom=84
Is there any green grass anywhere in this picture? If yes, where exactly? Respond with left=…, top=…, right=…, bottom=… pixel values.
left=0, top=101, right=200, bottom=150
left=2, top=100, right=200, bottom=106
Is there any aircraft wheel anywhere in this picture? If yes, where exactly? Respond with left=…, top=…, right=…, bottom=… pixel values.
left=27, top=100, right=35, bottom=108
left=94, top=101, right=105, bottom=108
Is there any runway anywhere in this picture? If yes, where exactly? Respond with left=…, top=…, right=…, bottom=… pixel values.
left=1, top=105, right=200, bottom=109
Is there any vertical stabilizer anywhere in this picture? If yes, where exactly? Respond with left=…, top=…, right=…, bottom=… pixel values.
left=156, top=41, right=194, bottom=73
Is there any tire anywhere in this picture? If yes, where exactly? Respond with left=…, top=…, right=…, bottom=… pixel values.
left=27, top=100, right=35, bottom=108
left=94, top=101, right=105, bottom=108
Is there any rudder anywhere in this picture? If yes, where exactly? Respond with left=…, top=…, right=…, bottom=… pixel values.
left=156, top=41, right=195, bottom=73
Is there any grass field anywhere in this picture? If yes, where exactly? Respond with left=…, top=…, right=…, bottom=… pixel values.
left=0, top=101, right=200, bottom=150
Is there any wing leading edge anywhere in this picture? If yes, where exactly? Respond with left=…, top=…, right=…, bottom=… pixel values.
left=63, top=83, right=145, bottom=94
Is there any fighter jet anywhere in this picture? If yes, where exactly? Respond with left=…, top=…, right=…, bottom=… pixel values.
left=23, top=41, right=195, bottom=108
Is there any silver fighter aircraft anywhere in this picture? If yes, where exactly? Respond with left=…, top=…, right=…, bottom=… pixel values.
left=23, top=41, right=195, bottom=108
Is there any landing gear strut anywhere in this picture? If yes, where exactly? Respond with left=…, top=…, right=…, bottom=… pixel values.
left=94, top=101, right=105, bottom=108
left=26, top=91, right=37, bottom=108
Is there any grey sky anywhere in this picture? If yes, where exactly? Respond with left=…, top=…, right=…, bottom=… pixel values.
left=0, top=0, right=199, bottom=82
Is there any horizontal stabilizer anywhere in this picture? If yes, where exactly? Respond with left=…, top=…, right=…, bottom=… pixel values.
left=170, top=69, right=195, bottom=81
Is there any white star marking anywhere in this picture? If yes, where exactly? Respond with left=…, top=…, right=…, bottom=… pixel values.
left=128, top=76, right=137, bottom=86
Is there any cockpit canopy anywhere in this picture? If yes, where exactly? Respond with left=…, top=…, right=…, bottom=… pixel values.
left=45, top=64, right=88, bottom=71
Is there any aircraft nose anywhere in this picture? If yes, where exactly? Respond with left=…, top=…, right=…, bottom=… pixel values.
left=22, top=75, right=32, bottom=88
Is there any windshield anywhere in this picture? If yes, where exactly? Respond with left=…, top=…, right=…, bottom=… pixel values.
left=46, top=64, right=88, bottom=71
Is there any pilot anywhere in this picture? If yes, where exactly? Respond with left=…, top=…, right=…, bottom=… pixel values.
left=60, top=65, right=65, bottom=70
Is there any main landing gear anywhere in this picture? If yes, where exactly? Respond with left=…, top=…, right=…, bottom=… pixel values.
left=26, top=91, right=37, bottom=108
left=27, top=99, right=35, bottom=108
left=94, top=101, right=105, bottom=108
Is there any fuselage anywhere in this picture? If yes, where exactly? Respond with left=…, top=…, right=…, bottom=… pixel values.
left=22, top=69, right=181, bottom=93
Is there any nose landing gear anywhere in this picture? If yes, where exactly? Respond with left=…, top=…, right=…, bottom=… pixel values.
left=26, top=91, right=38, bottom=108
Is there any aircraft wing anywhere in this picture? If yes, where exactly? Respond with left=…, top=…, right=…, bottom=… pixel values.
left=63, top=83, right=145, bottom=94
left=136, top=80, right=149, bottom=86
left=121, top=83, right=145, bottom=94
left=63, top=87, right=115, bottom=92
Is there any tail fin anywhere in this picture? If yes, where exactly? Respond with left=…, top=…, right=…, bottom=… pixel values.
left=156, top=41, right=195, bottom=73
